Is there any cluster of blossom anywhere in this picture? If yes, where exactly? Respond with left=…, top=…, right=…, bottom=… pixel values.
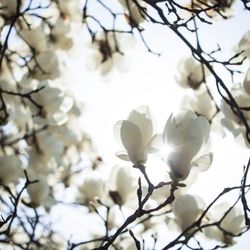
left=87, top=32, right=136, bottom=76
left=118, top=0, right=148, bottom=27
left=0, top=0, right=97, bottom=246
left=174, top=28, right=250, bottom=150
left=75, top=105, right=245, bottom=248
left=83, top=0, right=151, bottom=76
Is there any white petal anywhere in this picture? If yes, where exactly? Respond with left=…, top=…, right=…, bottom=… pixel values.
left=120, top=120, right=143, bottom=153
left=60, top=96, right=73, bottom=113
left=192, top=153, right=213, bottom=171
left=168, top=151, right=192, bottom=179
left=50, top=112, right=68, bottom=126
left=164, top=115, right=203, bottom=157
left=115, top=152, right=130, bottom=161
left=100, top=59, right=113, bottom=75
left=173, top=195, right=201, bottom=230
left=114, top=120, right=124, bottom=148
left=163, top=114, right=175, bottom=144
left=113, top=53, right=130, bottom=73
left=128, top=106, right=152, bottom=145
left=148, top=133, right=163, bottom=152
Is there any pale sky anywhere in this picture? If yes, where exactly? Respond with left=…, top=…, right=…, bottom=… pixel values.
left=56, top=2, right=250, bottom=249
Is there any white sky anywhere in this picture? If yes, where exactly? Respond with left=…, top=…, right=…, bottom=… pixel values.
left=56, top=2, right=250, bottom=249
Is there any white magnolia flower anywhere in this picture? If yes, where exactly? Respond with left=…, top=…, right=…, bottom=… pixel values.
left=48, top=117, right=84, bottom=147
left=51, top=17, right=73, bottom=50
left=31, top=81, right=73, bottom=126
left=57, top=0, right=82, bottom=22
left=239, top=30, right=250, bottom=59
left=221, top=84, right=250, bottom=137
left=204, top=203, right=244, bottom=245
left=108, top=165, right=137, bottom=206
left=32, top=51, right=60, bottom=80
left=114, top=106, right=155, bottom=165
left=19, top=23, right=48, bottom=53
left=0, top=155, right=23, bottom=184
left=34, top=130, right=64, bottom=162
left=107, top=206, right=123, bottom=230
left=220, top=81, right=250, bottom=147
left=27, top=176, right=50, bottom=207
left=163, top=110, right=212, bottom=180
left=19, top=73, right=39, bottom=90
left=170, top=194, right=204, bottom=234
left=27, top=148, right=55, bottom=176
left=118, top=0, right=147, bottom=26
left=87, top=32, right=135, bottom=75
left=176, top=57, right=205, bottom=90
left=77, top=171, right=106, bottom=206
left=181, top=90, right=217, bottom=121
left=9, top=103, right=32, bottom=130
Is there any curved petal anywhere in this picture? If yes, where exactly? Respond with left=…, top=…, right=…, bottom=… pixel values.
left=115, top=152, right=130, bottom=161
left=192, top=153, right=213, bottom=171
left=168, top=151, right=192, bottom=180
left=163, top=113, right=175, bottom=144
left=114, top=120, right=124, bottom=148
left=196, top=116, right=210, bottom=144
left=164, top=116, right=203, bottom=157
left=120, top=120, right=143, bottom=153
left=148, top=133, right=163, bottom=153
left=100, top=59, right=113, bottom=76
left=50, top=112, right=68, bottom=126
left=60, top=96, right=73, bottom=113
left=128, top=106, right=152, bottom=146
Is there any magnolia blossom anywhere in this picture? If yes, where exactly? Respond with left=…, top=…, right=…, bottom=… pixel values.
left=204, top=203, right=244, bottom=245
left=48, top=117, right=84, bottom=147
left=19, top=23, right=48, bottom=53
left=238, top=30, right=250, bottom=58
left=51, top=17, right=73, bottom=50
left=30, top=81, right=73, bottom=126
left=163, top=110, right=212, bottom=180
left=27, top=148, right=55, bottom=176
left=221, top=84, right=250, bottom=126
left=118, top=0, right=147, bottom=26
left=31, top=51, right=60, bottom=80
left=27, top=176, right=50, bottom=207
left=181, top=89, right=217, bottom=121
left=176, top=57, right=207, bottom=90
left=0, top=155, right=23, bottom=184
left=9, top=103, right=32, bottom=131
left=77, top=171, right=106, bottom=206
left=34, top=130, right=64, bottom=163
left=57, top=0, right=82, bottom=22
left=171, top=194, right=204, bottom=234
left=19, top=73, right=39, bottom=90
left=106, top=206, right=123, bottom=230
left=221, top=83, right=250, bottom=147
left=114, top=106, right=155, bottom=165
left=108, top=165, right=137, bottom=206
left=87, top=32, right=135, bottom=75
